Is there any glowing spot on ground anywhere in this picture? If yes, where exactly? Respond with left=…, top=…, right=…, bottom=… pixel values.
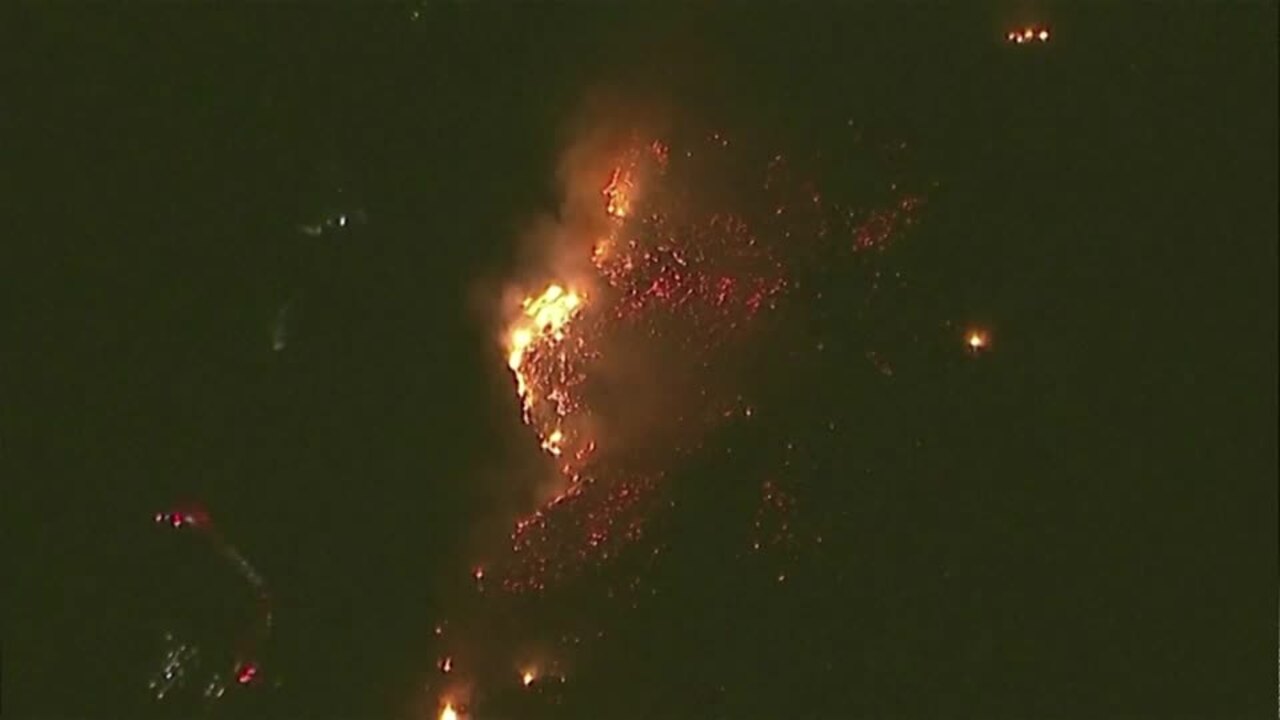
left=603, top=167, right=633, bottom=218
left=967, top=330, right=988, bottom=351
left=541, top=428, right=565, bottom=456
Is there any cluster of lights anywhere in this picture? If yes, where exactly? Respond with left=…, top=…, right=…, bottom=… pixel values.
left=150, top=508, right=270, bottom=700
left=1007, top=26, right=1050, bottom=44
left=154, top=510, right=200, bottom=528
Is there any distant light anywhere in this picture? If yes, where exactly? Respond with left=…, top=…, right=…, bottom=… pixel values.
left=522, top=669, right=536, bottom=686
left=440, top=702, right=459, bottom=720
left=236, top=663, right=257, bottom=684
left=1006, top=26, right=1051, bottom=44
left=441, top=656, right=453, bottom=673
left=967, top=330, right=988, bottom=352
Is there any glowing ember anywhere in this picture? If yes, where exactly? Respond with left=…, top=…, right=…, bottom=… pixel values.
left=967, top=330, right=988, bottom=351
left=541, top=428, right=565, bottom=456
left=521, top=669, right=536, bottom=686
left=439, top=702, right=459, bottom=720
left=602, top=167, right=633, bottom=218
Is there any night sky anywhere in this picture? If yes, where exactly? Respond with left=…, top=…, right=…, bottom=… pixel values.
left=13, top=3, right=1278, bottom=719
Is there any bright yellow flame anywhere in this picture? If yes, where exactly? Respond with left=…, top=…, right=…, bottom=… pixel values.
left=505, top=284, right=586, bottom=420
left=508, top=328, right=533, bottom=369
left=1038, top=29, right=1049, bottom=41
left=522, top=669, right=536, bottom=686
left=968, top=331, right=987, bottom=350
left=513, top=285, right=583, bottom=346
left=541, top=428, right=565, bottom=456
left=439, top=702, right=459, bottom=720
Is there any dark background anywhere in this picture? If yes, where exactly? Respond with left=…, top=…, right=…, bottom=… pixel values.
left=12, top=2, right=1277, bottom=718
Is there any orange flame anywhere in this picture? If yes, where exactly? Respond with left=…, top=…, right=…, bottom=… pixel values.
left=603, top=167, right=632, bottom=219
left=506, top=284, right=585, bottom=414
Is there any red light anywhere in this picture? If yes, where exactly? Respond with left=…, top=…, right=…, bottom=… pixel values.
left=236, top=664, right=258, bottom=684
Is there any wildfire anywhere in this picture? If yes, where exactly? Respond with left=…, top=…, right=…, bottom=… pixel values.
left=506, top=284, right=585, bottom=416
left=592, top=238, right=610, bottom=265
left=602, top=167, right=632, bottom=218
left=489, top=134, right=921, bottom=595
left=541, top=428, right=565, bottom=456
left=447, top=128, right=928, bottom=713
